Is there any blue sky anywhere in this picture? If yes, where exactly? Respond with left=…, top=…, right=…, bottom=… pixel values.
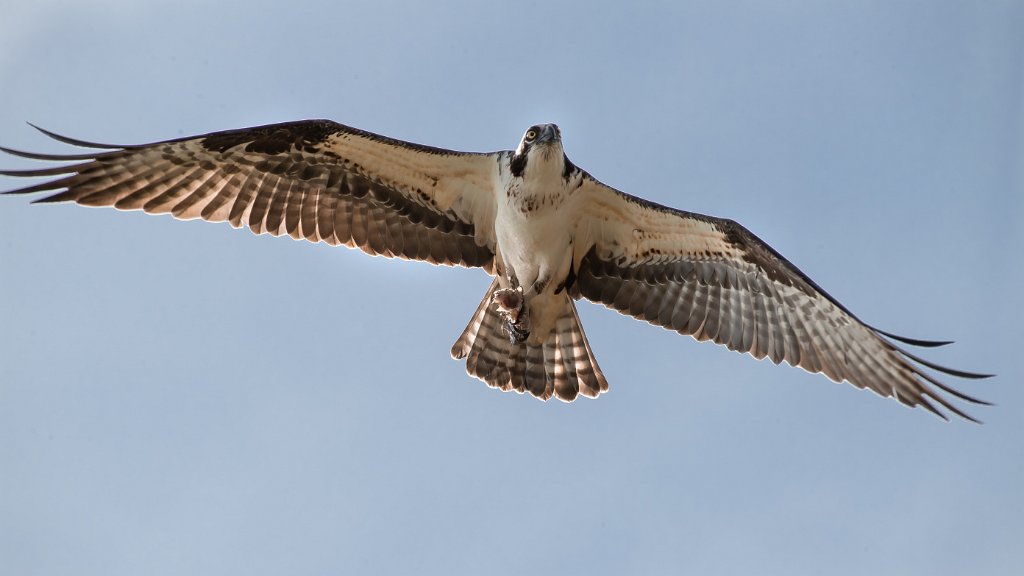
left=1, top=1, right=1022, bottom=575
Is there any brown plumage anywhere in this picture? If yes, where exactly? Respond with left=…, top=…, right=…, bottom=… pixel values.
left=0, top=119, right=992, bottom=421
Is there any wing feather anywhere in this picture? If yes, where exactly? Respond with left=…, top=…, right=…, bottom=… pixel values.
left=571, top=176, right=990, bottom=421
left=1, top=120, right=498, bottom=270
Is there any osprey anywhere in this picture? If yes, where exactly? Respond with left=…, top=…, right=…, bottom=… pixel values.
left=0, top=120, right=991, bottom=420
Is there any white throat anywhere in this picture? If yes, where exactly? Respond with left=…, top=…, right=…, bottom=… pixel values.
left=523, top=144, right=564, bottom=182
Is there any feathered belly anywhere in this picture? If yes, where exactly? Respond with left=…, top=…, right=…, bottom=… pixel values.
left=494, top=207, right=573, bottom=297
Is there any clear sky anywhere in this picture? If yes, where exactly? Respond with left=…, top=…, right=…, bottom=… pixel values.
left=1, top=1, right=1022, bottom=575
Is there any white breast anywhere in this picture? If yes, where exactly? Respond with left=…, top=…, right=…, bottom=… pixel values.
left=495, top=178, right=576, bottom=295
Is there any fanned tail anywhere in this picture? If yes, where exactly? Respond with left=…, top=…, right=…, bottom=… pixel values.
left=451, top=279, right=608, bottom=402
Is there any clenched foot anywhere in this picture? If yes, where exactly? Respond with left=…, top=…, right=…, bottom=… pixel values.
left=492, top=287, right=530, bottom=344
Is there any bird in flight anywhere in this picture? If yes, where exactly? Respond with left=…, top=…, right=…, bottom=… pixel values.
left=0, top=120, right=991, bottom=420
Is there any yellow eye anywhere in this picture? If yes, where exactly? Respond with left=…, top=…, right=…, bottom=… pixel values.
left=525, top=129, right=538, bottom=142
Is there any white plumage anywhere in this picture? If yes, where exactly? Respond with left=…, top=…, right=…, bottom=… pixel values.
left=0, top=119, right=991, bottom=420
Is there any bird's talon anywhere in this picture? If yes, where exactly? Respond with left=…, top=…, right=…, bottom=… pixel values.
left=492, top=288, right=523, bottom=318
left=492, top=287, right=529, bottom=343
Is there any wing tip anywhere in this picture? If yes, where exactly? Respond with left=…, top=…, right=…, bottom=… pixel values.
left=897, top=346, right=994, bottom=381
left=872, top=326, right=953, bottom=348
left=26, top=122, right=126, bottom=149
left=0, top=144, right=102, bottom=162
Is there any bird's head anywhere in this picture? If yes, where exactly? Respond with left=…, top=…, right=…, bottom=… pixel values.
left=510, top=123, right=565, bottom=178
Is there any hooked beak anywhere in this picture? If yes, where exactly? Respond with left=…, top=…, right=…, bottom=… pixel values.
left=536, top=124, right=560, bottom=145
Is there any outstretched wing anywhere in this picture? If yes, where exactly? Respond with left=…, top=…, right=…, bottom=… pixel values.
left=1, top=120, right=500, bottom=269
left=570, top=175, right=991, bottom=421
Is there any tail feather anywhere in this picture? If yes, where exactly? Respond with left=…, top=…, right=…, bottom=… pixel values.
left=451, top=280, right=608, bottom=401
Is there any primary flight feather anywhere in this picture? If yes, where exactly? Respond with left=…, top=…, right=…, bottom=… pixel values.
left=0, top=119, right=991, bottom=420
